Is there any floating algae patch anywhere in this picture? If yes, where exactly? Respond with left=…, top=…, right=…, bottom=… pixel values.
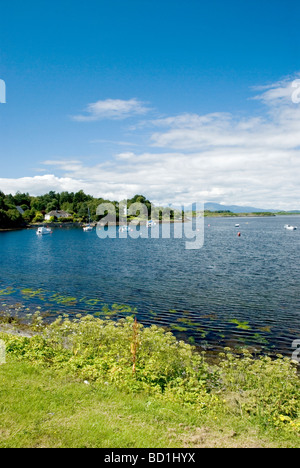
left=201, top=313, right=218, bottom=320
left=79, top=297, right=102, bottom=307
left=195, top=328, right=208, bottom=338
left=85, top=298, right=101, bottom=307
left=252, top=333, right=270, bottom=345
left=171, top=324, right=188, bottom=332
left=258, top=325, right=272, bottom=333
left=181, top=310, right=194, bottom=317
left=169, top=309, right=179, bottom=315
left=111, top=303, right=136, bottom=314
left=21, top=288, right=46, bottom=300
left=230, top=332, right=270, bottom=349
left=149, top=310, right=158, bottom=317
left=175, top=317, right=208, bottom=335
left=100, top=304, right=119, bottom=318
left=49, top=293, right=77, bottom=305
left=176, top=317, right=194, bottom=327
left=230, top=319, right=251, bottom=330
left=0, top=287, right=15, bottom=296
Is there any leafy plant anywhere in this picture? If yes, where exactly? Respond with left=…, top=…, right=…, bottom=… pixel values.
left=1, top=315, right=299, bottom=437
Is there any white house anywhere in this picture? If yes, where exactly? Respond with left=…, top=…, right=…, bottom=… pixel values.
left=45, top=210, right=72, bottom=221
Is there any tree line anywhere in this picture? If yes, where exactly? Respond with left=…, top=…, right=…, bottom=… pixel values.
left=0, top=190, right=181, bottom=229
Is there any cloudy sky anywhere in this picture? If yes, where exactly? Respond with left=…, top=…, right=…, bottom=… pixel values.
left=0, top=0, right=300, bottom=209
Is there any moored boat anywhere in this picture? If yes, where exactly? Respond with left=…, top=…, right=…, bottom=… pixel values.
left=284, top=224, right=297, bottom=231
left=83, top=208, right=93, bottom=231
left=36, top=227, right=52, bottom=235
left=83, top=225, right=93, bottom=232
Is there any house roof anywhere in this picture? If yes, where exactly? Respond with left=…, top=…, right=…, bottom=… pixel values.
left=46, top=210, right=71, bottom=217
left=16, top=206, right=25, bottom=215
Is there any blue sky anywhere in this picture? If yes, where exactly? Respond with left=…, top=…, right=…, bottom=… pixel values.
left=0, top=0, right=300, bottom=208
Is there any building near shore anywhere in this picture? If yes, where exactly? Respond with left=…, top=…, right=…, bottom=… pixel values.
left=45, top=210, right=72, bottom=221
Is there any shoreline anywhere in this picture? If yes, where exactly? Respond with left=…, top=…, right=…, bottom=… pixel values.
left=0, top=300, right=291, bottom=362
left=2, top=213, right=300, bottom=233
left=0, top=227, right=25, bottom=232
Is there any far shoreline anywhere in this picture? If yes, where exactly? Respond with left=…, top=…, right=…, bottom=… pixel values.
left=1, top=212, right=300, bottom=233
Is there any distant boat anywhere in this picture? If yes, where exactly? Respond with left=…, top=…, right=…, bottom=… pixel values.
left=83, top=225, right=93, bottom=232
left=284, top=224, right=297, bottom=231
left=83, top=208, right=93, bottom=232
left=119, top=225, right=130, bottom=233
left=235, top=224, right=240, bottom=228
left=36, top=227, right=52, bottom=236
left=147, top=220, right=157, bottom=228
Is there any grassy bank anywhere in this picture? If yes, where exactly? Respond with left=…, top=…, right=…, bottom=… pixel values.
left=0, top=314, right=299, bottom=448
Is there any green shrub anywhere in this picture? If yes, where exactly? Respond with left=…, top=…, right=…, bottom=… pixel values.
left=218, top=348, right=300, bottom=429
left=1, top=316, right=300, bottom=434
left=32, top=212, right=44, bottom=223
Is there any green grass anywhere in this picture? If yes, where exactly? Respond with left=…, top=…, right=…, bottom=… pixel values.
left=0, top=315, right=299, bottom=448
left=1, top=357, right=296, bottom=448
left=0, top=358, right=193, bottom=448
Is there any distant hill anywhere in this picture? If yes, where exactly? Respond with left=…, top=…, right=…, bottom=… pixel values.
left=174, top=202, right=279, bottom=213
left=204, top=202, right=278, bottom=213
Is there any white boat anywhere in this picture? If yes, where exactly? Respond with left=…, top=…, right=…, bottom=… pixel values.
left=235, top=224, right=240, bottom=228
left=147, top=220, right=157, bottom=228
left=83, top=208, right=93, bottom=232
left=119, top=225, right=130, bottom=233
left=83, top=225, right=93, bottom=232
left=284, top=224, right=297, bottom=231
left=36, top=227, right=52, bottom=235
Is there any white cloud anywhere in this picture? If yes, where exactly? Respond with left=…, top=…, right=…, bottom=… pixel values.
left=2, top=75, right=300, bottom=210
left=251, top=74, right=300, bottom=105
left=71, top=98, right=150, bottom=121
left=42, top=159, right=82, bottom=166
left=0, top=175, right=88, bottom=196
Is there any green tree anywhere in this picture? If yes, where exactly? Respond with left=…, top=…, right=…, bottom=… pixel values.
left=46, top=201, right=58, bottom=213
left=32, top=212, right=44, bottom=223
left=13, top=192, right=31, bottom=208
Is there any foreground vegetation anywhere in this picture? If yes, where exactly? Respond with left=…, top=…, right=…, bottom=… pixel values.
left=0, top=314, right=299, bottom=448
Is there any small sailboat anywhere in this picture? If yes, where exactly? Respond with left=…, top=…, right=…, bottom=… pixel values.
left=36, top=226, right=52, bottom=235
left=147, top=220, right=157, bottom=228
left=83, top=225, right=93, bottom=232
left=83, top=208, right=93, bottom=232
left=284, top=224, right=297, bottom=231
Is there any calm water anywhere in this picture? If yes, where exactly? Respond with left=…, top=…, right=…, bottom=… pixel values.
left=0, top=216, right=299, bottom=356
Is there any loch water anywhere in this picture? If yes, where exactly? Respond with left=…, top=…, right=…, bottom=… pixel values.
left=0, top=216, right=299, bottom=356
